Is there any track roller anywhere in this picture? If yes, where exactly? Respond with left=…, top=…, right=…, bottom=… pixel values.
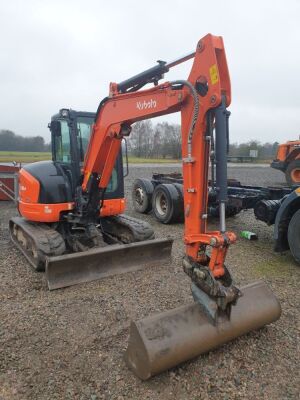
left=9, top=217, right=65, bottom=271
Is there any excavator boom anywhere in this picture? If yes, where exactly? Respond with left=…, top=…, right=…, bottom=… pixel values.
left=79, top=34, right=236, bottom=306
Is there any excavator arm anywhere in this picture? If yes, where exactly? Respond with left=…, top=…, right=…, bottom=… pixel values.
left=42, top=33, right=281, bottom=379
left=81, top=34, right=238, bottom=314
left=75, top=35, right=280, bottom=380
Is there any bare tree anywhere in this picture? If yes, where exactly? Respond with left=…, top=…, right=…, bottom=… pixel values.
left=0, top=130, right=47, bottom=152
left=129, top=121, right=154, bottom=158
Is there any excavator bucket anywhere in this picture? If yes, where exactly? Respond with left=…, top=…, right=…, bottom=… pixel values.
left=125, top=280, right=281, bottom=380
left=46, top=238, right=173, bottom=290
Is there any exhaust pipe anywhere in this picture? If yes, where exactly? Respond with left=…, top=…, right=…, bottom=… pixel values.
left=125, top=280, right=281, bottom=380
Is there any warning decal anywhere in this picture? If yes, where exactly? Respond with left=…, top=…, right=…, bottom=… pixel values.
left=209, top=64, right=219, bottom=85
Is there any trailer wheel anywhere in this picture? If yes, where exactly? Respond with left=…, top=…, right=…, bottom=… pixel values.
left=132, top=179, right=154, bottom=213
left=285, top=160, right=300, bottom=185
left=287, top=209, right=300, bottom=264
left=172, top=183, right=184, bottom=222
left=152, top=184, right=182, bottom=224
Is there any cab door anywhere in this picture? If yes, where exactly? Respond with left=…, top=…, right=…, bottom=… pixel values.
left=50, top=118, right=80, bottom=195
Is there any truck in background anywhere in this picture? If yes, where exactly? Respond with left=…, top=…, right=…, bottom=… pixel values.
left=271, top=139, right=300, bottom=185
left=132, top=173, right=300, bottom=264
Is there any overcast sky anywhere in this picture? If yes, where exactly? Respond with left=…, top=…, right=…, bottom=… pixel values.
left=1, top=0, right=300, bottom=144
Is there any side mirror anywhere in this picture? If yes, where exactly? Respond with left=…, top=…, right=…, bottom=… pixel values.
left=49, top=120, right=61, bottom=137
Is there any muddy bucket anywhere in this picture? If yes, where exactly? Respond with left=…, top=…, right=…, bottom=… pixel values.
left=125, top=280, right=281, bottom=380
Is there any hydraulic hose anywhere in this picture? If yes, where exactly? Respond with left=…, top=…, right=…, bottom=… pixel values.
left=170, top=80, right=199, bottom=159
left=95, top=96, right=109, bottom=122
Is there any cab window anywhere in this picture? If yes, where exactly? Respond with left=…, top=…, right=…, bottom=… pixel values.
left=54, top=120, right=71, bottom=163
left=77, top=117, right=93, bottom=162
left=106, top=168, right=118, bottom=192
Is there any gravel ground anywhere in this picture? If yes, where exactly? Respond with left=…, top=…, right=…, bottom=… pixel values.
left=0, top=165, right=299, bottom=400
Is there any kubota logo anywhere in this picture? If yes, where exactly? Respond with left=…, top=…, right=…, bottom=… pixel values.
left=136, top=99, right=157, bottom=110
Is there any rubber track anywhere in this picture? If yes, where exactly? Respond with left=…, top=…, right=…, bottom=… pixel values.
left=10, top=214, right=153, bottom=271
left=102, top=214, right=155, bottom=243
left=9, top=217, right=65, bottom=271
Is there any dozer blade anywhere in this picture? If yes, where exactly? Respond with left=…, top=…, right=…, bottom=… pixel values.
left=125, top=280, right=281, bottom=380
left=46, top=238, right=173, bottom=290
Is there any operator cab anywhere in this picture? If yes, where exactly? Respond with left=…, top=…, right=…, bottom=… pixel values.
left=49, top=108, right=124, bottom=200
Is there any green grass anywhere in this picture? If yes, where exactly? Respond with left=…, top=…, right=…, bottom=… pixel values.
left=0, top=151, right=51, bottom=163
left=0, top=151, right=180, bottom=164
left=252, top=258, right=293, bottom=278
left=126, top=156, right=180, bottom=164
left=0, top=151, right=272, bottom=165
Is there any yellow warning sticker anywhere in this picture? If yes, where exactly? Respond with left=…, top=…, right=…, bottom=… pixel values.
left=209, top=64, right=219, bottom=85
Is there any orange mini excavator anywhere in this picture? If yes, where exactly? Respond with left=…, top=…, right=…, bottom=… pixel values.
left=10, top=34, right=281, bottom=378
left=10, top=109, right=168, bottom=290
